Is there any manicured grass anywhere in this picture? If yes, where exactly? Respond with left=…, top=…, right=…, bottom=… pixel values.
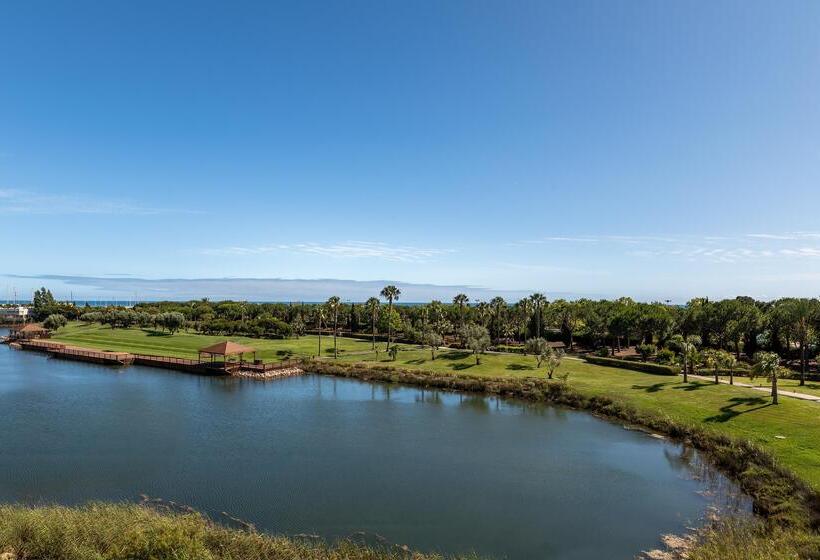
left=52, top=322, right=376, bottom=360
left=50, top=324, right=820, bottom=490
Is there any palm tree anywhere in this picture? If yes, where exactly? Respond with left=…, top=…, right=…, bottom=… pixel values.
left=380, top=285, right=401, bottom=350
left=326, top=296, right=341, bottom=358
left=529, top=293, right=548, bottom=339
left=315, top=305, right=325, bottom=357
left=671, top=333, right=701, bottom=383
left=517, top=298, right=533, bottom=340
left=490, top=296, right=506, bottom=340
left=453, top=293, right=469, bottom=327
left=752, top=351, right=782, bottom=405
left=365, top=297, right=380, bottom=351
left=720, top=351, right=737, bottom=385
left=785, top=298, right=817, bottom=386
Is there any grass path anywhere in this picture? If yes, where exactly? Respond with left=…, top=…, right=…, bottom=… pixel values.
left=50, top=323, right=820, bottom=490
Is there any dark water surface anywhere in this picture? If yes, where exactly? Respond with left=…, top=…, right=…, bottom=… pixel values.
left=0, top=336, right=749, bottom=559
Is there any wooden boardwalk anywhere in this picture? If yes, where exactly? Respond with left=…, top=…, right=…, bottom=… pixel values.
left=8, top=339, right=303, bottom=378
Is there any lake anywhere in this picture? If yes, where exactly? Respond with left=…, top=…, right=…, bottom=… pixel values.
left=0, top=335, right=749, bottom=559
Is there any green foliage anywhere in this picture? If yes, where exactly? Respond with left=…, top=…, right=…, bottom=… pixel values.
left=636, top=343, right=657, bottom=362
left=583, top=355, right=679, bottom=375
left=656, top=347, right=676, bottom=364
left=43, top=313, right=68, bottom=330
left=460, top=323, right=490, bottom=364
left=422, top=329, right=443, bottom=359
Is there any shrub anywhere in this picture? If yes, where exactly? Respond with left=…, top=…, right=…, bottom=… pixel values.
left=636, top=343, right=657, bottom=362
left=656, top=348, right=676, bottom=364
left=43, top=314, right=68, bottom=330
left=595, top=346, right=611, bottom=358
left=583, top=355, right=678, bottom=376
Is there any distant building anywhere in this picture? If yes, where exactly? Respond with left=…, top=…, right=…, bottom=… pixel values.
left=0, top=306, right=29, bottom=322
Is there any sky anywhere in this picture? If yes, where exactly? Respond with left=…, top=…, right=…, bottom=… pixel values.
left=2, top=1, right=820, bottom=302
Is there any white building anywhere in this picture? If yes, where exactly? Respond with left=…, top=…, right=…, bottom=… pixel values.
left=0, top=306, right=30, bottom=321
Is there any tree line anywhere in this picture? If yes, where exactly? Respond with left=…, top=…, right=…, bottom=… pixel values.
left=28, top=286, right=820, bottom=380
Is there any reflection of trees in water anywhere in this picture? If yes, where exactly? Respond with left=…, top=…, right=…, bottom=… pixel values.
left=415, top=388, right=442, bottom=405
left=459, top=394, right=491, bottom=412
left=663, top=444, right=752, bottom=517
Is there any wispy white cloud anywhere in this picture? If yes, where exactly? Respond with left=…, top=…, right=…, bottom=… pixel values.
left=0, top=188, right=201, bottom=215
left=518, top=232, right=820, bottom=264
left=200, top=241, right=453, bottom=263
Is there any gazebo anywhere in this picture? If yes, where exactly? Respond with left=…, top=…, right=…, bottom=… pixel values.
left=197, top=341, right=257, bottom=368
left=10, top=323, right=49, bottom=340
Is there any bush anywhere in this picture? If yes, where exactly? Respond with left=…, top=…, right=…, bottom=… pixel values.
left=43, top=314, right=68, bottom=330
left=583, top=355, right=679, bottom=376
left=595, top=346, right=611, bottom=357
left=656, top=348, right=676, bottom=364
left=636, top=343, right=657, bottom=362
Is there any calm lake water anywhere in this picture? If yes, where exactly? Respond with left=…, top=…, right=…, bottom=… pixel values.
left=0, top=335, right=749, bottom=559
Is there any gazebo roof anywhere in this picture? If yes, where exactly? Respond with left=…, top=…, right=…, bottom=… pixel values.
left=14, top=323, right=47, bottom=332
left=198, top=341, right=256, bottom=356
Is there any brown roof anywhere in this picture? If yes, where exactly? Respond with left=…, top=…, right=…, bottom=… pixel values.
left=198, top=340, right=256, bottom=355
left=14, top=323, right=48, bottom=332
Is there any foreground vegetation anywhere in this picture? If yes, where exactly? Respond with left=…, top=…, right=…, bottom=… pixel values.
left=0, top=503, right=473, bottom=560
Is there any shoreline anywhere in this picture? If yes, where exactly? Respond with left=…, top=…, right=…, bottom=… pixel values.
left=303, top=359, right=819, bottom=532
left=3, top=336, right=818, bottom=557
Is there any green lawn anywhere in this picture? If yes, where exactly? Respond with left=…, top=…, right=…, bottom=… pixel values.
left=51, top=322, right=376, bottom=360
left=51, top=323, right=820, bottom=490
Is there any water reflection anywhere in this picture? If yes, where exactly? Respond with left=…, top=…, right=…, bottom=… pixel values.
left=0, top=343, right=751, bottom=560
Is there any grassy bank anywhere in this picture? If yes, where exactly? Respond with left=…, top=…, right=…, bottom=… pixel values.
left=0, top=503, right=474, bottom=560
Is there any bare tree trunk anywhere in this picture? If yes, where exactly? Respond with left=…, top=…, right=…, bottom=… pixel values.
left=333, top=312, right=338, bottom=359
left=772, top=375, right=779, bottom=405
left=387, top=300, right=393, bottom=350
left=800, top=340, right=806, bottom=386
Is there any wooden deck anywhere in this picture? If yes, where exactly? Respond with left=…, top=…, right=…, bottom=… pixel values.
left=7, top=339, right=303, bottom=377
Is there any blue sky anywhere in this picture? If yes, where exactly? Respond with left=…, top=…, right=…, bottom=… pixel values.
left=2, top=1, right=819, bottom=302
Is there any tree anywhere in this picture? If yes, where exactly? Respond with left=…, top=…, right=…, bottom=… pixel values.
left=380, top=285, right=401, bottom=350
left=453, top=293, right=469, bottom=327
left=525, top=337, right=550, bottom=368
left=43, top=313, right=67, bottom=330
left=720, top=351, right=737, bottom=386
left=636, top=343, right=656, bottom=362
left=326, top=296, right=341, bottom=358
left=423, top=329, right=443, bottom=359
left=670, top=334, right=701, bottom=383
left=546, top=348, right=565, bottom=380
left=32, top=287, right=57, bottom=321
left=490, top=296, right=506, bottom=340
left=365, top=297, right=380, bottom=350
left=529, top=293, right=548, bottom=339
left=315, top=306, right=325, bottom=357
left=751, top=351, right=783, bottom=405
left=702, top=349, right=728, bottom=384
left=460, top=323, right=490, bottom=365
left=550, top=299, right=582, bottom=350
left=784, top=298, right=818, bottom=386
left=515, top=298, right=533, bottom=340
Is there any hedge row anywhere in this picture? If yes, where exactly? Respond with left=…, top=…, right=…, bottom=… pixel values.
left=583, top=355, right=679, bottom=376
